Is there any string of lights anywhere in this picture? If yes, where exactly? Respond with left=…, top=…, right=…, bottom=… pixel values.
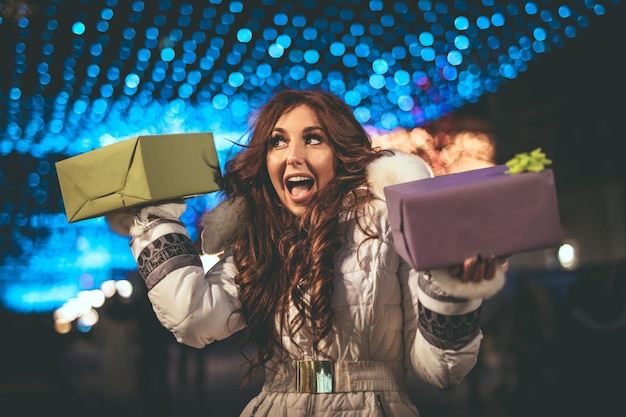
left=1, top=0, right=619, bottom=156
left=0, top=0, right=622, bottom=316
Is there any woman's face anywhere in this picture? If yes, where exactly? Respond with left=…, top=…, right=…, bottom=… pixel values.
left=266, top=104, right=337, bottom=216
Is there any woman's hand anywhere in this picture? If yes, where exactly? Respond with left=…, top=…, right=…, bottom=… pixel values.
left=449, top=255, right=507, bottom=282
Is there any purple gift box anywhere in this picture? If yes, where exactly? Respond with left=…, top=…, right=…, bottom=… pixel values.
left=384, top=165, right=563, bottom=271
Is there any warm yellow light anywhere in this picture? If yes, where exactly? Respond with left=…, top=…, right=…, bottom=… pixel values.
left=115, top=280, right=133, bottom=299
left=54, top=321, right=72, bottom=334
left=558, top=242, right=578, bottom=270
left=100, top=280, right=117, bottom=298
left=78, top=308, right=99, bottom=327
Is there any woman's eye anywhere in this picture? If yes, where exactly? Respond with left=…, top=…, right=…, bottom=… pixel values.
left=270, top=134, right=287, bottom=147
left=304, top=133, right=323, bottom=145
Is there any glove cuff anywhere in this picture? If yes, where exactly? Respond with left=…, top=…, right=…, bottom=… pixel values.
left=128, top=201, right=187, bottom=237
left=429, top=267, right=506, bottom=299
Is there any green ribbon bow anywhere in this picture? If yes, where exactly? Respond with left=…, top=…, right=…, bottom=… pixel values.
left=505, top=148, right=552, bottom=174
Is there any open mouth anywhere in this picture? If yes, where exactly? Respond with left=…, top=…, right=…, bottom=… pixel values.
left=286, top=176, right=314, bottom=198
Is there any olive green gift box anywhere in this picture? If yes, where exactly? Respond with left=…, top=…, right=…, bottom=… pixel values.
left=55, top=132, right=223, bottom=223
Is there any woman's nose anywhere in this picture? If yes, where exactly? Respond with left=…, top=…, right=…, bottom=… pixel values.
left=286, top=142, right=304, bottom=166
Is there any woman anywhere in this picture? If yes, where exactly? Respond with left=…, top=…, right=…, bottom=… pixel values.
left=108, top=89, right=506, bottom=416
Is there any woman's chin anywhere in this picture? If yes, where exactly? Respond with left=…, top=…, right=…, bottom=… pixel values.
left=284, top=198, right=311, bottom=217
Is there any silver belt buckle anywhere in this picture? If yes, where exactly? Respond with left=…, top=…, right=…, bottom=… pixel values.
left=296, top=360, right=334, bottom=393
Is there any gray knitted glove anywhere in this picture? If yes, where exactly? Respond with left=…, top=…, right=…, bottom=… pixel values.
left=106, top=200, right=187, bottom=237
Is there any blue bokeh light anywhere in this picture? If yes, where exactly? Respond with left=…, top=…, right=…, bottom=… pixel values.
left=71, top=21, right=86, bottom=35
left=0, top=0, right=623, bottom=313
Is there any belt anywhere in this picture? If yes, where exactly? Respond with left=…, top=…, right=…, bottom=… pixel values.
left=263, top=360, right=407, bottom=394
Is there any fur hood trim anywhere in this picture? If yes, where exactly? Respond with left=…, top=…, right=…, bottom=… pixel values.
left=200, top=195, right=249, bottom=255
left=200, top=150, right=431, bottom=255
left=367, top=150, right=433, bottom=200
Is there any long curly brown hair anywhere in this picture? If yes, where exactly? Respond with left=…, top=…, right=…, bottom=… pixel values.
left=221, top=89, right=385, bottom=384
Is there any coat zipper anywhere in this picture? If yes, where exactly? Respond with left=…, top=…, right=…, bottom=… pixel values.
left=376, top=394, right=390, bottom=417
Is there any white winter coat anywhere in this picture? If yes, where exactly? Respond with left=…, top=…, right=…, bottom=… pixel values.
left=128, top=151, right=505, bottom=417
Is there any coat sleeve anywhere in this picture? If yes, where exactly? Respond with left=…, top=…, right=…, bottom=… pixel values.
left=398, top=256, right=485, bottom=388
left=130, top=219, right=245, bottom=348
left=388, top=197, right=508, bottom=390
left=368, top=150, right=507, bottom=387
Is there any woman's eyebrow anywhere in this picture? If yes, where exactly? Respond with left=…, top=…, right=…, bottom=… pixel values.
left=272, top=126, right=323, bottom=133
left=303, top=125, right=324, bottom=133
